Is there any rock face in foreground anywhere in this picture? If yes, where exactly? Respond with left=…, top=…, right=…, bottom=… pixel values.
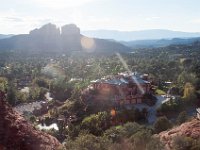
left=0, top=99, right=62, bottom=150
left=157, top=118, right=200, bottom=150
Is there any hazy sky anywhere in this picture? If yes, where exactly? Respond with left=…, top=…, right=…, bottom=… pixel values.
left=0, top=0, right=200, bottom=34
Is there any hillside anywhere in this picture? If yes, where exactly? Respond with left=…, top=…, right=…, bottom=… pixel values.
left=0, top=98, right=62, bottom=150
left=0, top=23, right=130, bottom=53
left=121, top=37, right=200, bottom=48
left=157, top=119, right=200, bottom=150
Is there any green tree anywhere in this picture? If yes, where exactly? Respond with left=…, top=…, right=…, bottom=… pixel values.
left=173, top=136, right=193, bottom=150
left=0, top=77, right=8, bottom=92
left=7, top=85, right=17, bottom=105
left=64, top=133, right=111, bottom=150
left=33, top=77, right=49, bottom=88
left=104, top=126, right=124, bottom=142
left=81, top=111, right=110, bottom=135
left=183, top=82, right=197, bottom=103
left=154, top=116, right=172, bottom=133
left=121, top=122, right=141, bottom=138
left=29, top=86, right=41, bottom=100
left=177, top=111, right=188, bottom=125
left=66, top=124, right=81, bottom=139
left=16, top=91, right=29, bottom=103
left=108, top=139, right=134, bottom=150
left=29, top=115, right=36, bottom=123
left=129, top=128, right=152, bottom=149
left=146, top=137, right=164, bottom=150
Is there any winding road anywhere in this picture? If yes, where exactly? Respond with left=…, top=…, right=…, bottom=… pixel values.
left=134, top=95, right=167, bottom=124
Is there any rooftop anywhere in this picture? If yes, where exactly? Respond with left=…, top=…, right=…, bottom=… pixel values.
left=91, top=72, right=150, bottom=85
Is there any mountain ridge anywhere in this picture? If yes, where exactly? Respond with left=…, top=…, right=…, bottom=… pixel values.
left=0, top=34, right=14, bottom=40
left=121, top=37, right=200, bottom=48
left=0, top=23, right=131, bottom=53
left=81, top=29, right=200, bottom=41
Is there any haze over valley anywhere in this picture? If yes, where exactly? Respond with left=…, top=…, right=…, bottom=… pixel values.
left=1, top=0, right=200, bottom=150
left=82, top=29, right=200, bottom=41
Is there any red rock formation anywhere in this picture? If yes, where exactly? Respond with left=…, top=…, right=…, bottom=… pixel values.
left=157, top=118, right=200, bottom=150
left=0, top=98, right=62, bottom=150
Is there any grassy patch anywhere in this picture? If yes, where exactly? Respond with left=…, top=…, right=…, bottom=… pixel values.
left=155, top=89, right=166, bottom=95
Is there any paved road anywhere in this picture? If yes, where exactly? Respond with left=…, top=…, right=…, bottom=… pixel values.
left=134, top=95, right=166, bottom=124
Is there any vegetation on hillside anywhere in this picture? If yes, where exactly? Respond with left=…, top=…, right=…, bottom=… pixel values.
left=0, top=42, right=200, bottom=149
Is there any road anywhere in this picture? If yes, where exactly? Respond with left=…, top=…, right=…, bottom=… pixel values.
left=134, top=95, right=166, bottom=124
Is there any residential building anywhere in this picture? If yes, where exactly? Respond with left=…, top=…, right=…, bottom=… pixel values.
left=89, top=72, right=151, bottom=105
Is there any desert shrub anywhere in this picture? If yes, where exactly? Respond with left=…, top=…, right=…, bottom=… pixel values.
left=154, top=116, right=172, bottom=133
left=64, top=133, right=111, bottom=150
left=176, top=111, right=188, bottom=125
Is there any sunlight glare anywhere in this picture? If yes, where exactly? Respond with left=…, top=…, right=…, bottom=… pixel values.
left=116, top=53, right=145, bottom=94
left=81, top=36, right=96, bottom=52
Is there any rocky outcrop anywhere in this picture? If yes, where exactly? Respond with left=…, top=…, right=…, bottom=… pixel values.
left=0, top=99, right=62, bottom=150
left=29, top=23, right=61, bottom=52
left=157, top=118, right=200, bottom=150
left=30, top=23, right=60, bottom=36
left=61, top=24, right=81, bottom=51
left=0, top=23, right=131, bottom=53
left=61, top=24, right=80, bottom=36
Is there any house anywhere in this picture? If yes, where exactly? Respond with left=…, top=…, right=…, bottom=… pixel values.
left=89, top=72, right=151, bottom=105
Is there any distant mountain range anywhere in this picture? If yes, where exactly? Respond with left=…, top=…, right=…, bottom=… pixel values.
left=82, top=29, right=200, bottom=48
left=121, top=37, right=200, bottom=48
left=0, top=24, right=130, bottom=53
left=1, top=26, right=200, bottom=52
left=0, top=34, right=13, bottom=40
left=81, top=29, right=200, bottom=41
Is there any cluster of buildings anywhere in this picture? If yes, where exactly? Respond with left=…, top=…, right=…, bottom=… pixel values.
left=86, top=72, right=152, bottom=105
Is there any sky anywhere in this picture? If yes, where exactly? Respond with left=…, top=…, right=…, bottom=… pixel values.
left=0, top=0, right=200, bottom=34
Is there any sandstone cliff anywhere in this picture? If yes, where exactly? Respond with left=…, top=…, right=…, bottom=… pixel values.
left=157, top=118, right=200, bottom=150
left=0, top=99, right=62, bottom=150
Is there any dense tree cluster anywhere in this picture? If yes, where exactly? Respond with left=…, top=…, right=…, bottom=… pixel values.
left=0, top=42, right=200, bottom=149
left=64, top=122, right=164, bottom=150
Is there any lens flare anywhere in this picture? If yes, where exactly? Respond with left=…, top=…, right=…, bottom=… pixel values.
left=111, top=109, right=116, bottom=116
left=116, top=52, right=145, bottom=94
left=81, top=36, right=95, bottom=52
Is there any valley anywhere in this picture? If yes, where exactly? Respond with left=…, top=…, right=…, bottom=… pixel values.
left=0, top=33, right=200, bottom=149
